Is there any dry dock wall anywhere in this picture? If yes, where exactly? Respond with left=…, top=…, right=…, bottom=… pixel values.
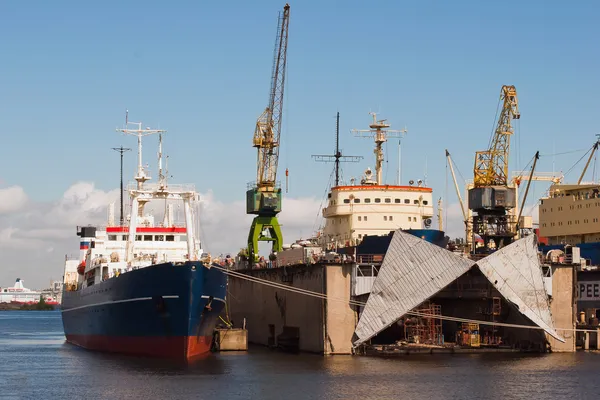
left=228, top=263, right=356, bottom=354
left=546, top=264, right=577, bottom=352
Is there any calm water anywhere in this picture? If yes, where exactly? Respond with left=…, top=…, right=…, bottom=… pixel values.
left=1, top=311, right=600, bottom=400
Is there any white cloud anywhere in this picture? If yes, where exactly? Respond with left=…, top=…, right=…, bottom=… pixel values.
left=0, top=182, right=323, bottom=289
left=0, top=186, right=28, bottom=214
left=443, top=202, right=467, bottom=240
left=196, top=190, right=323, bottom=255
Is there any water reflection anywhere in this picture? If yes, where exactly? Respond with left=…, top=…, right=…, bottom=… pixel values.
left=3, top=312, right=600, bottom=400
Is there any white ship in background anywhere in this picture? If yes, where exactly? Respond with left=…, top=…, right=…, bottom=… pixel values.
left=0, top=278, right=58, bottom=304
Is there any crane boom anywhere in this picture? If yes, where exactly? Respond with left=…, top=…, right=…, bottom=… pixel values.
left=577, top=138, right=600, bottom=184
left=445, top=150, right=468, bottom=224
left=245, top=4, right=290, bottom=265
left=473, top=85, right=520, bottom=187
left=253, top=3, right=290, bottom=189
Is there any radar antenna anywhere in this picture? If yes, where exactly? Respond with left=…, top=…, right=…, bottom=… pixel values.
left=351, top=112, right=407, bottom=185
left=312, top=112, right=362, bottom=186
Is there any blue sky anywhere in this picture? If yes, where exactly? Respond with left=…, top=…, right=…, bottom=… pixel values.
left=1, top=0, right=599, bottom=287
left=1, top=0, right=599, bottom=204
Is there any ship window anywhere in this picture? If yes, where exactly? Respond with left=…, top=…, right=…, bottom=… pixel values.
left=156, top=235, right=164, bottom=241
left=166, top=235, right=175, bottom=241
left=344, top=199, right=350, bottom=204
left=385, top=198, right=391, bottom=203
left=364, top=216, right=368, bottom=221
left=328, top=193, right=332, bottom=198
left=122, top=235, right=127, bottom=241
left=389, top=216, right=393, bottom=221
left=374, top=198, right=381, bottom=203
left=144, top=235, right=153, bottom=241
left=108, top=235, right=117, bottom=241
left=395, top=199, right=401, bottom=203
left=135, top=235, right=142, bottom=241
left=423, top=200, right=428, bottom=205
left=384, top=216, right=388, bottom=221
left=408, top=217, right=411, bottom=222
left=414, top=200, right=419, bottom=204
left=404, top=199, right=410, bottom=204
left=358, top=216, right=362, bottom=221
left=354, top=198, right=360, bottom=203
left=365, top=198, right=371, bottom=203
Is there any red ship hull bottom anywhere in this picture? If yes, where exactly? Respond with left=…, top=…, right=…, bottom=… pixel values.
left=66, top=334, right=213, bottom=360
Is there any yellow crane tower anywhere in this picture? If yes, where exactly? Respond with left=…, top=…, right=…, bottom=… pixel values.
left=468, top=85, right=520, bottom=253
left=246, top=4, right=290, bottom=264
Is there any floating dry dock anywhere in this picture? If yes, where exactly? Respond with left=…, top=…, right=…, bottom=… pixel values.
left=228, top=231, right=577, bottom=354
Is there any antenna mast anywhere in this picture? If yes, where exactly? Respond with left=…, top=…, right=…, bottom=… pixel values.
left=116, top=110, right=166, bottom=217
left=312, top=112, right=362, bottom=187
left=112, top=146, right=132, bottom=226
left=352, top=112, right=407, bottom=185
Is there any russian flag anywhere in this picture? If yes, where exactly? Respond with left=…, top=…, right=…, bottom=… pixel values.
left=80, top=241, right=90, bottom=250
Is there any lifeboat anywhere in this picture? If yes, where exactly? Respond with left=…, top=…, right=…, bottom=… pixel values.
left=77, top=261, right=86, bottom=275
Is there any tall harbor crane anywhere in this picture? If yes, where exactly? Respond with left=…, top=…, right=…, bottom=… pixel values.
left=246, top=3, right=290, bottom=264
left=469, top=85, right=520, bottom=253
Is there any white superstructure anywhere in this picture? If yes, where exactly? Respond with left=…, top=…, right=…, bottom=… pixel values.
left=0, top=279, right=42, bottom=304
left=63, top=115, right=210, bottom=291
left=319, top=113, right=436, bottom=249
left=321, top=169, right=434, bottom=248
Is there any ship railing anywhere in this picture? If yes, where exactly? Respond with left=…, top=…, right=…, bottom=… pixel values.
left=246, top=181, right=282, bottom=191
left=99, top=222, right=188, bottom=230
left=126, top=182, right=197, bottom=193
left=356, top=254, right=385, bottom=265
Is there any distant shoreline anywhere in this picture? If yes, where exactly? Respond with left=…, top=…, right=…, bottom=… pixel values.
left=0, top=303, right=57, bottom=311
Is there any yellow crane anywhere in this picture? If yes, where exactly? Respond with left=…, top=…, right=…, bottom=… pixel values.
left=473, top=85, right=520, bottom=187
left=246, top=4, right=290, bottom=264
left=468, top=85, right=521, bottom=253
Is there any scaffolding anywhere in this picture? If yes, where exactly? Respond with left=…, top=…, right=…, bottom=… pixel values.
left=457, top=323, right=481, bottom=347
left=404, top=301, right=443, bottom=345
left=480, top=296, right=503, bottom=345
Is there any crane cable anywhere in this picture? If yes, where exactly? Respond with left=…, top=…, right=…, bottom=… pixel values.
left=210, top=263, right=596, bottom=334
left=563, top=145, right=595, bottom=178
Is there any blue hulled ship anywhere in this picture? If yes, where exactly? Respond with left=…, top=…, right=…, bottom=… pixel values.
left=60, top=117, right=227, bottom=360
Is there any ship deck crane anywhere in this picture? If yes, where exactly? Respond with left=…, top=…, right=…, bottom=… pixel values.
left=577, top=136, right=600, bottom=184
left=246, top=4, right=290, bottom=264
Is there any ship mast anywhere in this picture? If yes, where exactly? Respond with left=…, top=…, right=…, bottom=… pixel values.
left=111, top=146, right=132, bottom=226
left=116, top=110, right=166, bottom=217
left=352, top=112, right=407, bottom=185
left=312, top=112, right=362, bottom=187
